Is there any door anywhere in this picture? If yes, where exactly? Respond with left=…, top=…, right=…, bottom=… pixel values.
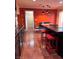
left=25, top=11, right=34, bottom=31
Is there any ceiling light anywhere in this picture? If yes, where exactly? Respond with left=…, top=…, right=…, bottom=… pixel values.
left=33, top=0, right=36, bottom=2
left=59, top=1, right=63, bottom=4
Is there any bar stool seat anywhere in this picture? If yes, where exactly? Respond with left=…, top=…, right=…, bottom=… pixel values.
left=46, top=34, right=55, bottom=40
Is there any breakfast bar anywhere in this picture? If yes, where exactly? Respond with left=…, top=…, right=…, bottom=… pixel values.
left=40, top=24, right=63, bottom=57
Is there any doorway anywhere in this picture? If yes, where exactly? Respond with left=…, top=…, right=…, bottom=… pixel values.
left=25, top=10, right=34, bottom=31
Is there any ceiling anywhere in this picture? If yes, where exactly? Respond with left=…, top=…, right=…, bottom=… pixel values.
left=16, top=0, right=63, bottom=9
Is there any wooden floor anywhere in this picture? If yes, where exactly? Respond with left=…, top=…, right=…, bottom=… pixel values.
left=20, top=30, right=62, bottom=59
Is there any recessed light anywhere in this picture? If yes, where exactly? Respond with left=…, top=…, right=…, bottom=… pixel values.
left=59, top=1, right=63, bottom=4
left=33, top=0, right=36, bottom=2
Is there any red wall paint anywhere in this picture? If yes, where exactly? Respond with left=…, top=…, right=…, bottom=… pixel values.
left=18, top=8, right=58, bottom=29
left=34, top=9, right=57, bottom=27
left=17, top=9, right=26, bottom=29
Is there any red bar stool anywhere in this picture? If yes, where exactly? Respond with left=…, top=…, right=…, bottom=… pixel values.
left=47, top=34, right=55, bottom=40
left=46, top=34, right=57, bottom=54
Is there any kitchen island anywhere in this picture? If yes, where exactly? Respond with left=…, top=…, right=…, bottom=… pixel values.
left=40, top=24, right=63, bottom=58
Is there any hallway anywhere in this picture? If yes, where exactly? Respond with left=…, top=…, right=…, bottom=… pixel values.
left=20, top=30, right=62, bottom=59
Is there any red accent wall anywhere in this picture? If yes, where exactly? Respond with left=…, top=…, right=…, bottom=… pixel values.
left=34, top=9, right=57, bottom=27
left=17, top=8, right=58, bottom=29
left=17, top=9, right=26, bottom=29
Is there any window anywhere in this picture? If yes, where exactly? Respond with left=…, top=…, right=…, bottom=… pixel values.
left=58, top=11, right=63, bottom=32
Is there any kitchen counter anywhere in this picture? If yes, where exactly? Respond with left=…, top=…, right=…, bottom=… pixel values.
left=40, top=24, right=63, bottom=39
left=40, top=24, right=63, bottom=57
